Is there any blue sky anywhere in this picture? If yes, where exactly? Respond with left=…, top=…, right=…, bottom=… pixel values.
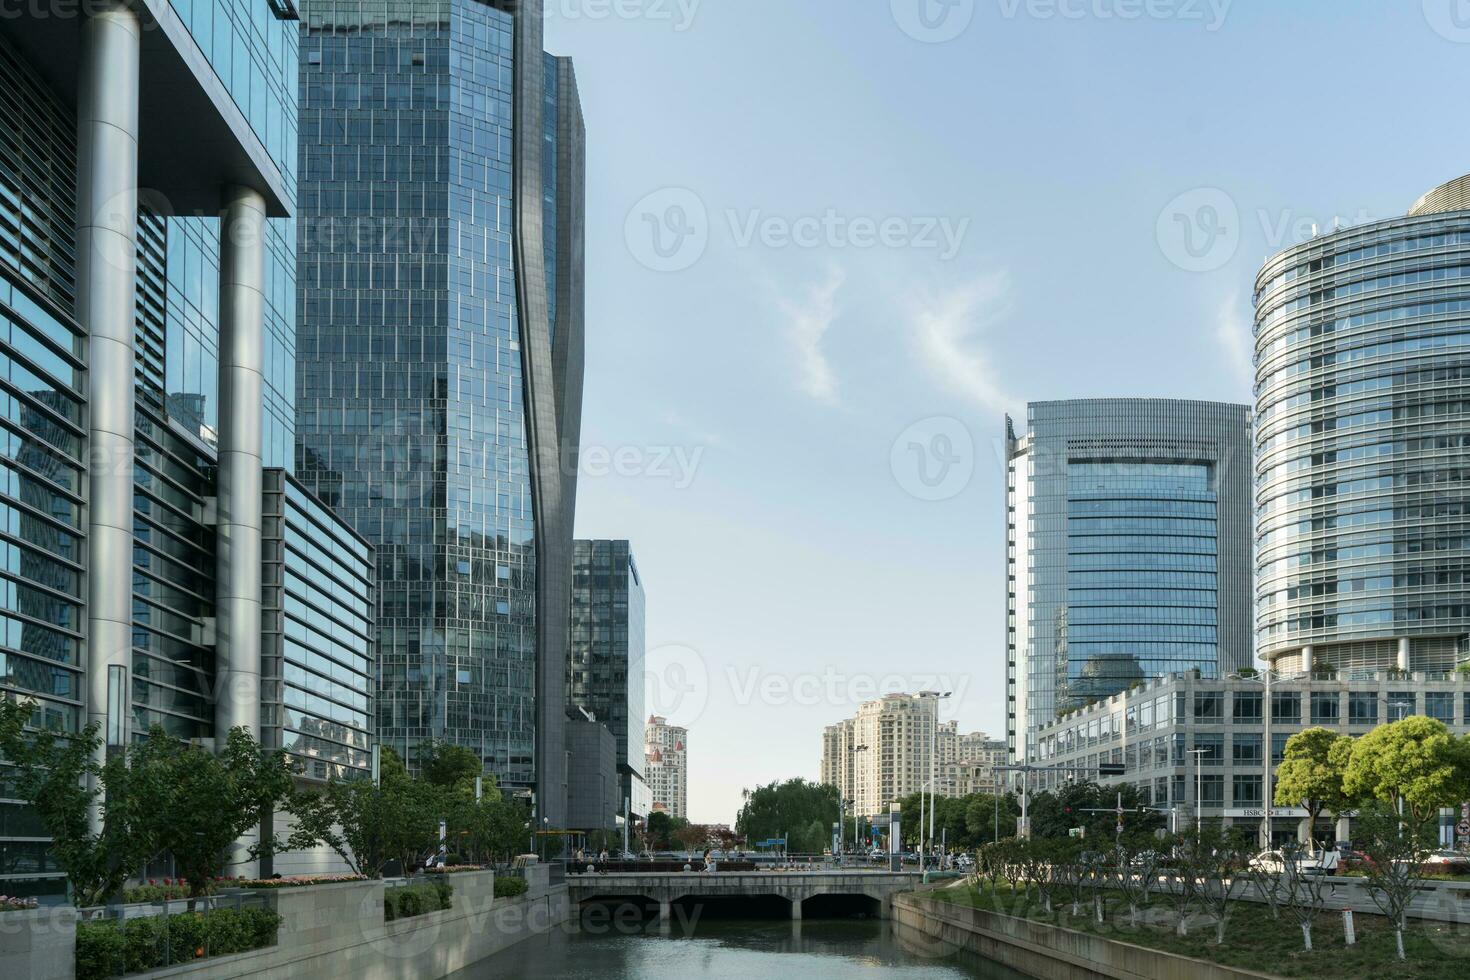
left=545, top=0, right=1470, bottom=825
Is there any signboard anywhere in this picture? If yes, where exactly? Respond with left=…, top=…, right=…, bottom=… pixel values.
left=1224, top=807, right=1310, bottom=819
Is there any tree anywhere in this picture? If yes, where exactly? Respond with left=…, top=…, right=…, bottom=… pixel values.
left=1357, top=803, right=1438, bottom=961
left=1278, top=843, right=1329, bottom=952
left=287, top=747, right=440, bottom=878
left=1343, top=716, right=1470, bottom=826
left=130, top=727, right=300, bottom=898
left=0, top=699, right=155, bottom=906
left=735, top=779, right=839, bottom=854
left=1273, top=728, right=1353, bottom=854
left=1113, top=838, right=1165, bottom=926
left=645, top=811, right=689, bottom=850
left=1190, top=824, right=1249, bottom=945
left=419, top=741, right=484, bottom=790
left=964, top=793, right=1019, bottom=844
left=1026, top=781, right=1163, bottom=841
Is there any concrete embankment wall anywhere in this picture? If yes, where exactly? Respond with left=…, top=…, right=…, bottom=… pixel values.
left=892, top=892, right=1283, bottom=980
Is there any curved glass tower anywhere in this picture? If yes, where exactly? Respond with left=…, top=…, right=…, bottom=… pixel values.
left=1255, top=175, right=1470, bottom=674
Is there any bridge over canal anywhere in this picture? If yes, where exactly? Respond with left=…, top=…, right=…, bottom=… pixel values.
left=567, top=870, right=924, bottom=920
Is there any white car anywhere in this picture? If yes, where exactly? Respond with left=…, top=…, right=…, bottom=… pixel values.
left=1249, top=849, right=1337, bottom=874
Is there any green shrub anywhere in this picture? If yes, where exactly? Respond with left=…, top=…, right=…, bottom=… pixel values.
left=384, top=882, right=453, bottom=921
left=494, top=876, right=528, bottom=898
left=73, top=907, right=281, bottom=979
left=75, top=921, right=126, bottom=980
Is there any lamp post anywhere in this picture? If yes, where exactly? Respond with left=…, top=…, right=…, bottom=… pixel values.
left=919, top=690, right=952, bottom=869
left=1188, top=748, right=1208, bottom=835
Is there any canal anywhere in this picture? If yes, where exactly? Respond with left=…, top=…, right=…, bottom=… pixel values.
left=454, top=910, right=1031, bottom=978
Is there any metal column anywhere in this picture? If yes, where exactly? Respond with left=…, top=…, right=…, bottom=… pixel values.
left=215, top=186, right=267, bottom=738
left=78, top=2, right=140, bottom=812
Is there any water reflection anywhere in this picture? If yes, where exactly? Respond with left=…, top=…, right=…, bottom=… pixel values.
left=454, top=915, right=1030, bottom=978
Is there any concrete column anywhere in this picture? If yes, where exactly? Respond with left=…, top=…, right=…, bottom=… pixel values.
left=657, top=900, right=671, bottom=921
left=1336, top=815, right=1352, bottom=844
left=790, top=897, right=802, bottom=920
left=1302, top=645, right=1314, bottom=673
left=1397, top=638, right=1411, bottom=672
left=214, top=186, right=267, bottom=739
left=78, top=1, right=140, bottom=829
left=1298, top=816, right=1312, bottom=847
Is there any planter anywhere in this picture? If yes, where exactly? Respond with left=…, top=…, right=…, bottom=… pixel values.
left=0, top=905, right=78, bottom=980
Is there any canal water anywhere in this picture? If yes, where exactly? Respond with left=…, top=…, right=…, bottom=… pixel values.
left=454, top=914, right=1031, bottom=978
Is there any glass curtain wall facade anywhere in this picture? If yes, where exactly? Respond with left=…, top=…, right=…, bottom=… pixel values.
left=569, top=539, right=646, bottom=817
left=0, top=1, right=371, bottom=897
left=1006, top=399, right=1252, bottom=764
left=1256, top=176, right=1470, bottom=674
left=295, top=0, right=585, bottom=821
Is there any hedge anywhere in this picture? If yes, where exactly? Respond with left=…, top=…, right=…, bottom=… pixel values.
left=384, top=880, right=453, bottom=921
left=494, top=876, right=528, bottom=898
left=75, top=906, right=280, bottom=980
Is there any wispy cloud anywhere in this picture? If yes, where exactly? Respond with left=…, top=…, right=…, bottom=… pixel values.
left=1214, top=293, right=1255, bottom=396
left=780, top=266, right=845, bottom=404
left=912, top=273, right=1016, bottom=415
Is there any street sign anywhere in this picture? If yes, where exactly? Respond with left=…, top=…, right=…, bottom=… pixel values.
left=1098, top=763, right=1125, bottom=777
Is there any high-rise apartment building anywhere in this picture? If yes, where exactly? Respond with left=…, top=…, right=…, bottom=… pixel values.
left=1255, top=174, right=1470, bottom=675
left=0, top=2, right=373, bottom=898
left=294, top=0, right=585, bottom=825
left=1006, top=400, right=1252, bottom=765
left=820, top=694, right=952, bottom=818
left=569, top=540, right=647, bottom=819
left=645, top=715, right=687, bottom=819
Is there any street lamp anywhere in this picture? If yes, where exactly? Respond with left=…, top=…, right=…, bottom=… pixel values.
left=1188, top=748, right=1209, bottom=835
left=919, top=690, right=952, bottom=871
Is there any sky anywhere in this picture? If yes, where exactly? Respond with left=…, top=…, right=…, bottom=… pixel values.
left=544, top=0, right=1470, bottom=825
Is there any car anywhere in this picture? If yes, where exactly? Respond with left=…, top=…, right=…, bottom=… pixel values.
left=1420, top=851, right=1470, bottom=875
left=1248, top=849, right=1336, bottom=875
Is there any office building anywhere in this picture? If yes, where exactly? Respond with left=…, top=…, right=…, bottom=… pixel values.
left=1255, top=175, right=1470, bottom=675
left=0, top=1, right=373, bottom=897
left=569, top=540, right=647, bottom=821
left=294, top=0, right=586, bottom=827
left=645, top=715, right=687, bottom=819
left=565, top=710, right=619, bottom=833
left=1034, top=669, right=1470, bottom=846
left=1006, top=399, right=1252, bottom=765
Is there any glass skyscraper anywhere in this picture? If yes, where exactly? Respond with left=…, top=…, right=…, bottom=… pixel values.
left=0, top=1, right=371, bottom=898
left=570, top=540, right=647, bottom=820
left=1255, top=174, right=1470, bottom=675
left=1006, top=399, right=1251, bottom=763
left=294, top=0, right=584, bottom=822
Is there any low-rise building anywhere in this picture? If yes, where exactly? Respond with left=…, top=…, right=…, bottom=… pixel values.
left=1033, top=669, right=1470, bottom=847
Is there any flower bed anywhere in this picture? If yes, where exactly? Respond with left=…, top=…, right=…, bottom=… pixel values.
left=384, top=880, right=453, bottom=922
left=123, top=879, right=196, bottom=903
left=0, top=895, right=37, bottom=911
left=423, top=865, right=486, bottom=875
left=75, top=906, right=281, bottom=980
left=234, top=874, right=369, bottom=889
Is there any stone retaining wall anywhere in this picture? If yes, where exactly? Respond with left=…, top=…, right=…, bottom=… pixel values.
left=892, top=892, right=1284, bottom=980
